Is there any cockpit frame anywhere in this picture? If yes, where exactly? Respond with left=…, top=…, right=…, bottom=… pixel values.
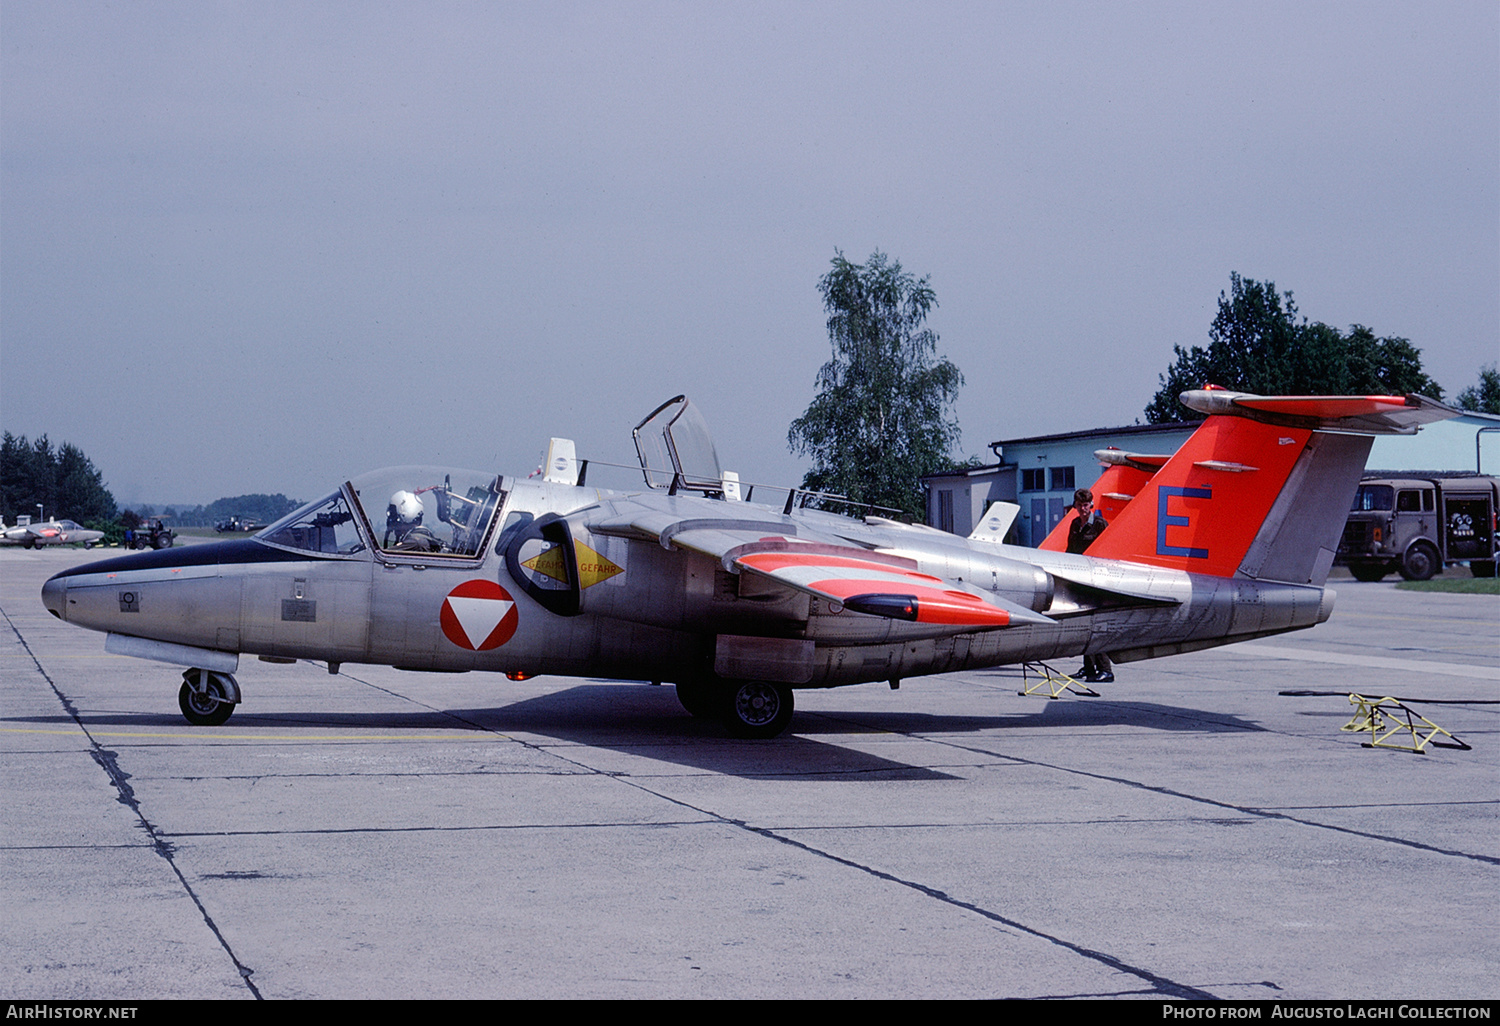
left=255, top=468, right=509, bottom=567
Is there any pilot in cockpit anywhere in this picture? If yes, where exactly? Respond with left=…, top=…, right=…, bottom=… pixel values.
left=376, top=476, right=496, bottom=556
left=384, top=490, right=435, bottom=551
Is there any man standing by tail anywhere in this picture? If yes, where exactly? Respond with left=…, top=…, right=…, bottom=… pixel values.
left=1067, top=488, right=1114, bottom=683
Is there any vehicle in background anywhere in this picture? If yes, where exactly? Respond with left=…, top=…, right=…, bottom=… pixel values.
left=214, top=516, right=263, bottom=533
left=127, top=518, right=175, bottom=550
left=1337, top=473, right=1498, bottom=580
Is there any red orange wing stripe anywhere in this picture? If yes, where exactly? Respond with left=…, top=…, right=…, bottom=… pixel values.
left=735, top=550, right=1020, bottom=627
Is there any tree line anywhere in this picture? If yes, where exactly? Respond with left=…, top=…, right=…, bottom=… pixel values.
left=1, top=432, right=300, bottom=534
left=1, top=433, right=117, bottom=526
left=1144, top=273, right=1452, bottom=423
left=129, top=494, right=303, bottom=529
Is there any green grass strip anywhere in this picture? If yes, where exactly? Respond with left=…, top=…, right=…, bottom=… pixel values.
left=1394, top=577, right=1500, bottom=594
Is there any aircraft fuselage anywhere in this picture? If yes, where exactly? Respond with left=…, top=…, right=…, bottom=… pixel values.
left=42, top=477, right=1331, bottom=690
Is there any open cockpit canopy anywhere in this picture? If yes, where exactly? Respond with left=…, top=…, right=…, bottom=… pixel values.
left=633, top=395, right=723, bottom=494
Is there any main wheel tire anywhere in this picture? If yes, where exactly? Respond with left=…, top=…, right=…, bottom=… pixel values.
left=722, top=681, right=794, bottom=739
left=154, top=534, right=173, bottom=549
left=1398, top=543, right=1439, bottom=582
left=178, top=673, right=234, bottom=726
left=675, top=679, right=725, bottom=719
left=1349, top=564, right=1387, bottom=582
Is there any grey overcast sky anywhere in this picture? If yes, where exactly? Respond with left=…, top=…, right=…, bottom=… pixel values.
left=2, top=1, right=1496, bottom=508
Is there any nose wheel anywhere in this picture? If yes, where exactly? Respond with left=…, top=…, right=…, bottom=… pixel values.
left=178, top=668, right=238, bottom=726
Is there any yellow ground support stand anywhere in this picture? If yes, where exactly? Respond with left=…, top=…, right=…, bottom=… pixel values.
left=1340, top=694, right=1471, bottom=754
left=1018, top=662, right=1101, bottom=699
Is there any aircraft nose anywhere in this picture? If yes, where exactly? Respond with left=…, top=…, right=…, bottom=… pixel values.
left=42, top=574, right=67, bottom=621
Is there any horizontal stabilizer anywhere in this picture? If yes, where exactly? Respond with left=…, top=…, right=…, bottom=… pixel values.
left=1180, top=391, right=1457, bottom=435
left=1095, top=449, right=1171, bottom=471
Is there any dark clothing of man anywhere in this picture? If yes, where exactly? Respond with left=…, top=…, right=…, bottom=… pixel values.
left=1067, top=510, right=1107, bottom=554
left=1066, top=502, right=1114, bottom=680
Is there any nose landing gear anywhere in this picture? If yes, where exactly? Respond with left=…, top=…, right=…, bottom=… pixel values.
left=178, top=668, right=239, bottom=726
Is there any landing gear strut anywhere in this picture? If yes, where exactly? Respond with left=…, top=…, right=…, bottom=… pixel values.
left=178, top=668, right=238, bottom=726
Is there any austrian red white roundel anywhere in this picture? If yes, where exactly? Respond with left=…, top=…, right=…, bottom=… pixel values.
left=440, top=580, right=519, bottom=650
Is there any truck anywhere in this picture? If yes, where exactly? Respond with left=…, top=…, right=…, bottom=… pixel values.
left=1337, top=473, right=1498, bottom=581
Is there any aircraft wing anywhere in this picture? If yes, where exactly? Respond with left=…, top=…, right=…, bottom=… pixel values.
left=729, top=544, right=1053, bottom=628
left=588, top=501, right=1051, bottom=629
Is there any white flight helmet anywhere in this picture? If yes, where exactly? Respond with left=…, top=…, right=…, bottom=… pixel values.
left=390, top=490, right=423, bottom=523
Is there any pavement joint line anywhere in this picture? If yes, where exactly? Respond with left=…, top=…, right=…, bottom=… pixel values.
left=919, top=729, right=1500, bottom=868
left=1, top=602, right=266, bottom=1000
left=155, top=819, right=715, bottom=838
left=0, top=726, right=489, bottom=741
left=722, top=811, right=1221, bottom=1000
left=1230, top=642, right=1500, bottom=679
left=334, top=666, right=1220, bottom=999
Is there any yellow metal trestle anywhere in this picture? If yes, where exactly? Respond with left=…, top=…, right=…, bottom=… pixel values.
left=1018, top=662, right=1101, bottom=699
left=1340, top=694, right=1471, bottom=754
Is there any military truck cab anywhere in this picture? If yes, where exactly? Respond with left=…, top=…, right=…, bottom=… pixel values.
left=1338, top=473, right=1498, bottom=581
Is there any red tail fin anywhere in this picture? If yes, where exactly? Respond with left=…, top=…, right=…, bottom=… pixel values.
left=1081, top=391, right=1457, bottom=584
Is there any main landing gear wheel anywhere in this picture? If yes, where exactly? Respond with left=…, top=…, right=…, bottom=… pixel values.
left=721, top=681, right=794, bottom=739
left=178, top=669, right=236, bottom=726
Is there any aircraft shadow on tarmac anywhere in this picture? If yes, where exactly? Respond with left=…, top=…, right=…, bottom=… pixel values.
left=10, top=683, right=1264, bottom=780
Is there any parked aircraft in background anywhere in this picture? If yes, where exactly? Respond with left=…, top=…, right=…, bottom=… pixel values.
left=4, top=518, right=104, bottom=549
left=41, top=390, right=1455, bottom=737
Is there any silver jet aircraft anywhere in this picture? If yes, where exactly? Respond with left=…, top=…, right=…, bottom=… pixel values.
left=41, top=391, right=1454, bottom=738
left=4, top=518, right=105, bottom=549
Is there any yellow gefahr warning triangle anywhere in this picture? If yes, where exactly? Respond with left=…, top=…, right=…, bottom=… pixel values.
left=522, top=540, right=625, bottom=589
